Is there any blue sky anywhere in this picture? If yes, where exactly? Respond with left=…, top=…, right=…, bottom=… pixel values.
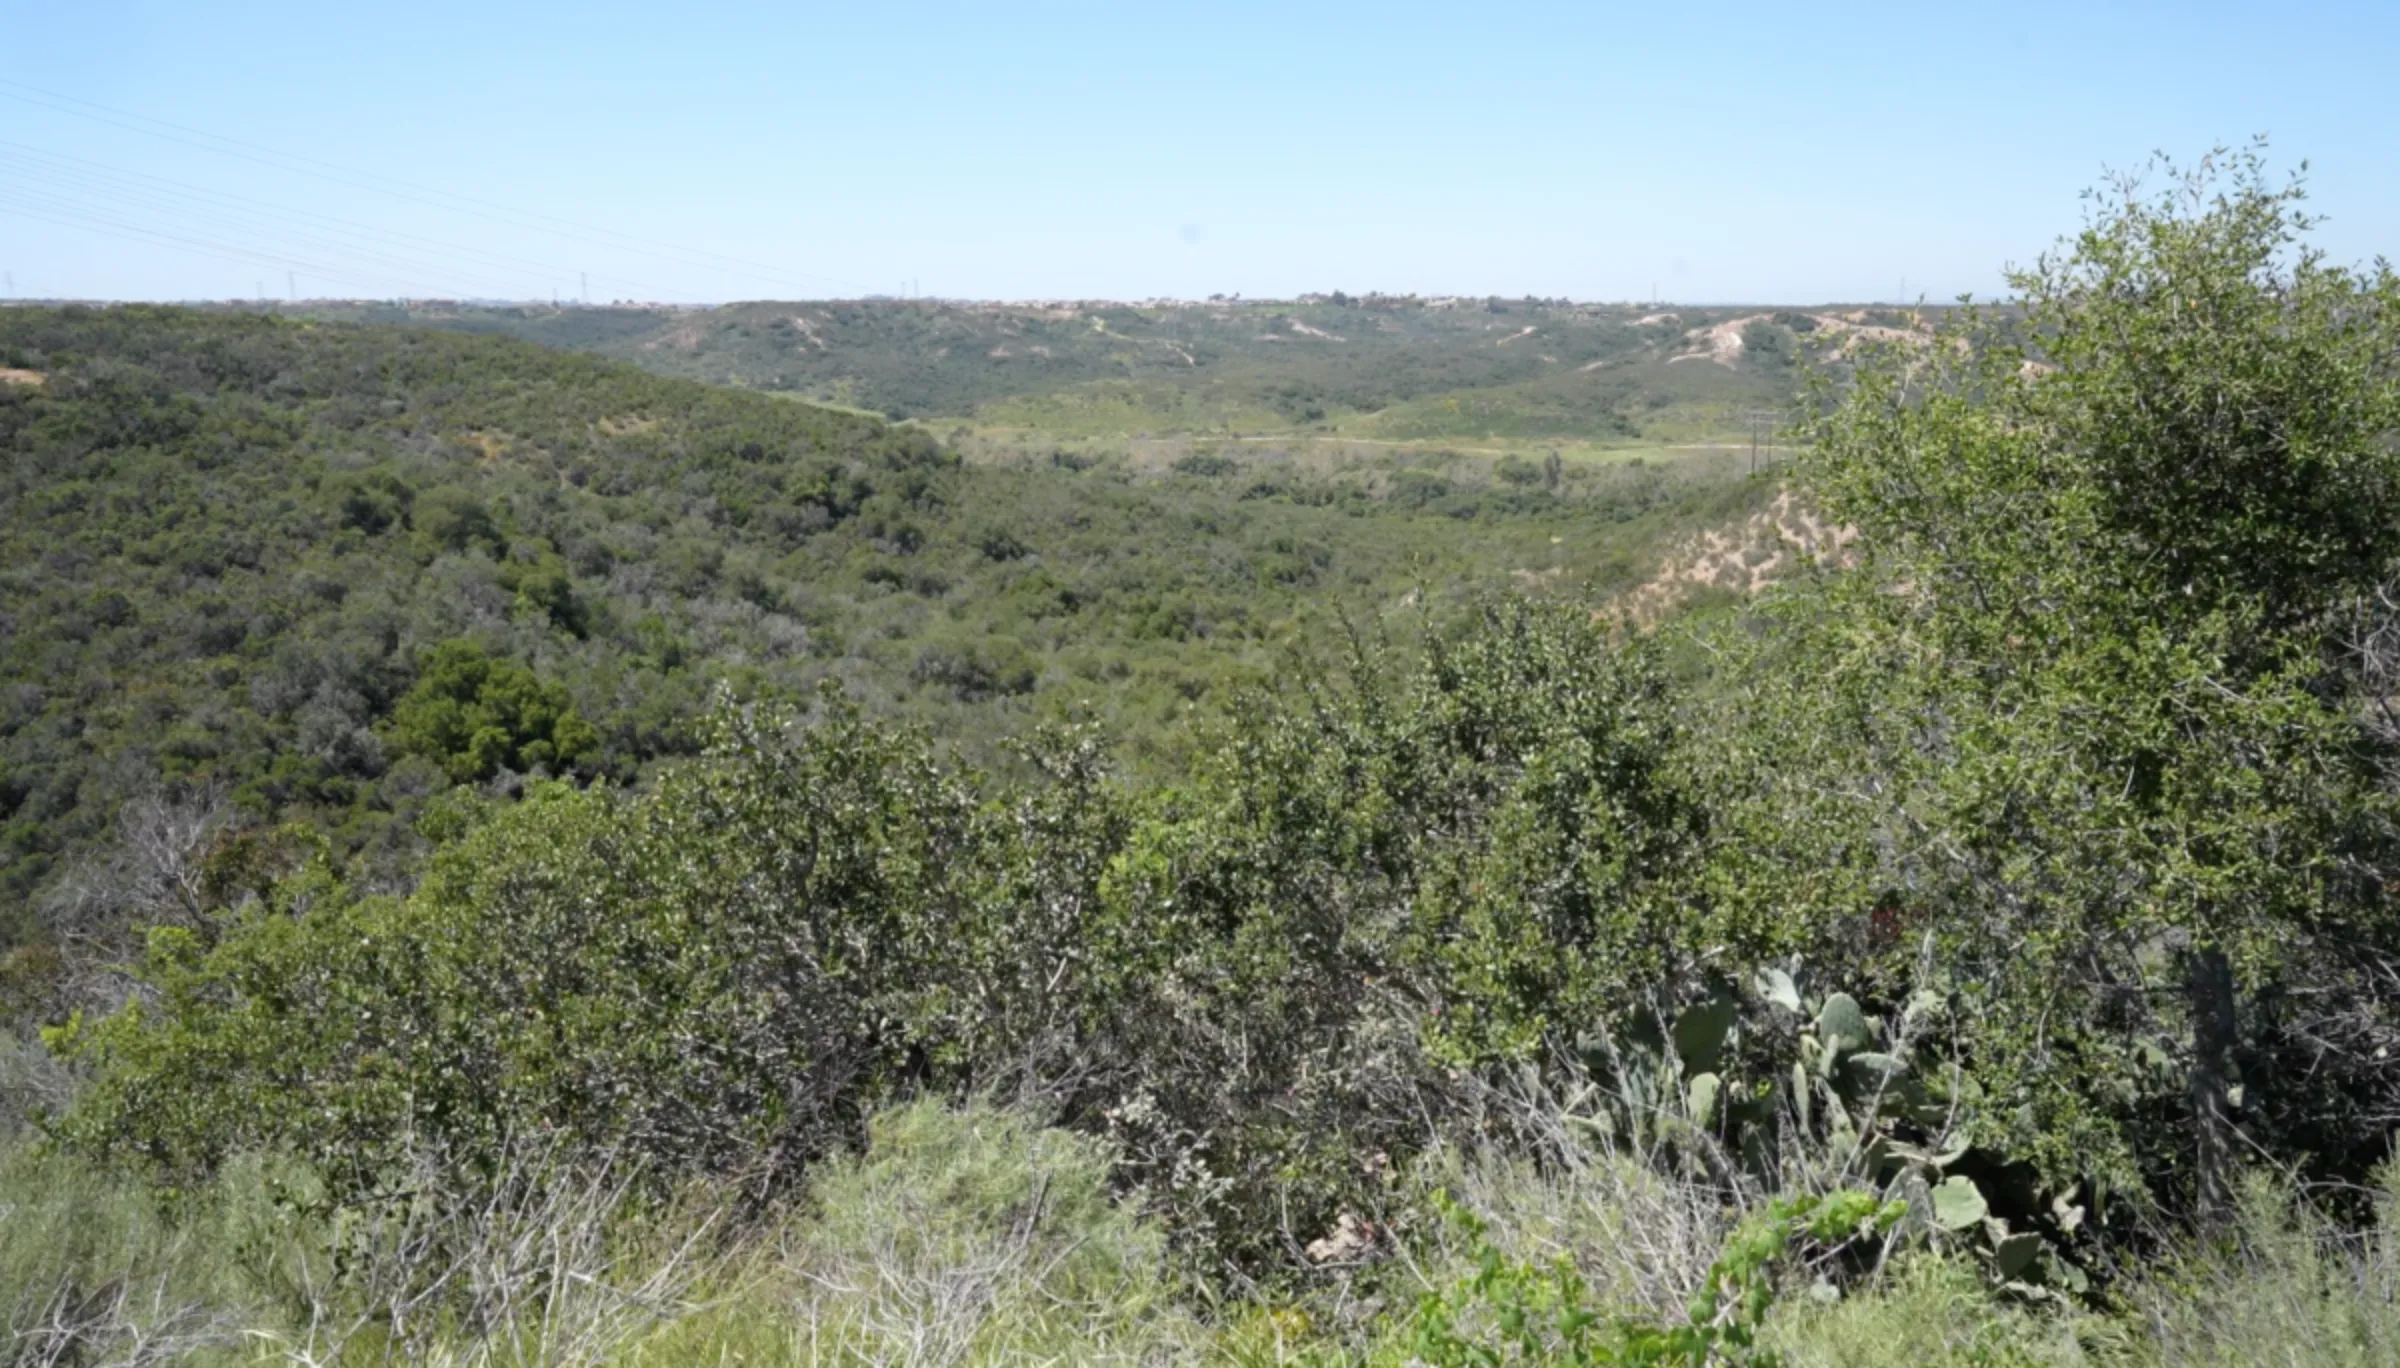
left=1, top=0, right=2392, bottom=303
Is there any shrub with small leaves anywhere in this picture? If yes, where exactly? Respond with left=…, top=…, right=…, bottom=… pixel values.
left=1406, top=1188, right=1902, bottom=1366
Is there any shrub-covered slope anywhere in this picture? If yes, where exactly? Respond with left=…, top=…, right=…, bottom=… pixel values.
left=18, top=151, right=2400, bottom=1368
left=0, top=306, right=1760, bottom=980
left=308, top=295, right=1852, bottom=439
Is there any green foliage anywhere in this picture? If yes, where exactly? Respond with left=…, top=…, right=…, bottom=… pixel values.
left=797, top=1099, right=1159, bottom=1289
left=315, top=296, right=1807, bottom=443
left=0, top=305, right=1756, bottom=977
left=676, top=1098, right=1199, bottom=1366
left=0, top=1102, right=1197, bottom=1368
left=1713, top=146, right=2400, bottom=1208
left=48, top=692, right=988, bottom=1195
left=1406, top=1189, right=1901, bottom=1366
left=12, top=1105, right=2392, bottom=1367
left=411, top=485, right=503, bottom=559
left=387, top=639, right=598, bottom=782
left=1761, top=1257, right=2098, bottom=1368
left=1074, top=600, right=1722, bottom=1263
left=0, top=1142, right=321, bottom=1366
left=0, top=305, right=946, bottom=962
left=26, top=150, right=2400, bottom=1368
left=2126, top=1167, right=2400, bottom=1367
left=48, top=600, right=1731, bottom=1276
left=1557, top=960, right=2089, bottom=1299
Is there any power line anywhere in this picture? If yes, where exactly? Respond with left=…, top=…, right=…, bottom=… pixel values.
left=0, top=192, right=473, bottom=297
left=0, top=178, right=531, bottom=297
left=0, top=79, right=817, bottom=292
left=0, top=165, right=544, bottom=298
left=0, top=140, right=683, bottom=298
left=0, top=78, right=864, bottom=296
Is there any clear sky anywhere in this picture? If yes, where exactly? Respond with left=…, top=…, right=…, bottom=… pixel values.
left=1, top=0, right=2392, bottom=304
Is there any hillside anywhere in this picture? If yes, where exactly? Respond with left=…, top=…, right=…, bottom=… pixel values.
left=16, top=157, right=2400, bottom=1368
left=0, top=305, right=1766, bottom=983
left=298, top=296, right=1916, bottom=448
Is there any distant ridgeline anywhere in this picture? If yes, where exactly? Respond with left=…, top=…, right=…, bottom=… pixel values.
left=24, top=159, right=2400, bottom=1362
left=0, top=306, right=1765, bottom=990
left=293, top=296, right=1891, bottom=437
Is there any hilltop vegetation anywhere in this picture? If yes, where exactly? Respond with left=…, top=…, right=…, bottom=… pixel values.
left=307, top=294, right=1882, bottom=447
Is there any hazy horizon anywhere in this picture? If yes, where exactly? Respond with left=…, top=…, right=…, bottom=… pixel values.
left=0, top=292, right=1973, bottom=309
left=6, top=0, right=2396, bottom=305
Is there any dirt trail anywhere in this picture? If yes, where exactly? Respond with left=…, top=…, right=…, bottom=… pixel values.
left=1229, top=433, right=1524, bottom=455
left=0, top=368, right=50, bottom=388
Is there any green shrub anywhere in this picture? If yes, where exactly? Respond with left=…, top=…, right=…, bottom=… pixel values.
left=410, top=485, right=503, bottom=559
left=1720, top=146, right=2400, bottom=1210
left=49, top=693, right=989, bottom=1198
left=386, top=638, right=598, bottom=782
left=1763, top=1257, right=2098, bottom=1368
left=1404, top=1189, right=1902, bottom=1367
left=50, top=600, right=1724, bottom=1278
left=627, top=1099, right=1200, bottom=1366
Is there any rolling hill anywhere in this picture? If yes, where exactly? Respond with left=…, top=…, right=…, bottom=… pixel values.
left=296, top=296, right=1926, bottom=448
left=0, top=304, right=1772, bottom=989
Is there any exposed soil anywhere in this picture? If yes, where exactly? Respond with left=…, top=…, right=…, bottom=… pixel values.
left=1668, top=315, right=1770, bottom=367
left=1610, top=486, right=1857, bottom=624
left=1666, top=312, right=1943, bottom=369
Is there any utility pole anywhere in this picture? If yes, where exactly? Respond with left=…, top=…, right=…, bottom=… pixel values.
left=1744, top=408, right=1783, bottom=475
left=580, top=272, right=589, bottom=305
left=287, top=271, right=296, bottom=302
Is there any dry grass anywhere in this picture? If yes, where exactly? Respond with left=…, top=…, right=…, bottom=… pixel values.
left=11, top=1095, right=2400, bottom=1366
left=2124, top=1169, right=2400, bottom=1368
left=622, top=1098, right=1202, bottom=1366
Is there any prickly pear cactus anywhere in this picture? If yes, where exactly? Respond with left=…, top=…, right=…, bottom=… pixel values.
left=1816, top=992, right=1872, bottom=1063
